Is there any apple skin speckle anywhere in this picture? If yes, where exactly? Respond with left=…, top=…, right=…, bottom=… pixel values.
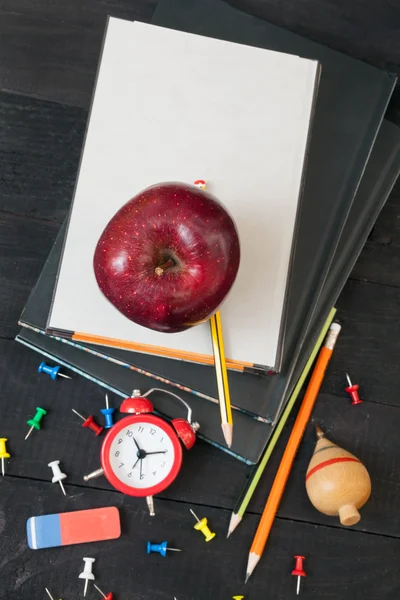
left=93, top=182, right=240, bottom=333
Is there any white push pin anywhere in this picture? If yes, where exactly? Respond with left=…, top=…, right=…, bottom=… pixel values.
left=79, top=557, right=96, bottom=597
left=48, top=460, right=67, bottom=496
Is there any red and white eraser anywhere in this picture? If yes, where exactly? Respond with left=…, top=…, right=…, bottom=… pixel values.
left=27, top=506, right=120, bottom=549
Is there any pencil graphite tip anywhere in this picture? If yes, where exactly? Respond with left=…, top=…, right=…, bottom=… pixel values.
left=245, top=572, right=250, bottom=584
left=221, top=422, right=233, bottom=448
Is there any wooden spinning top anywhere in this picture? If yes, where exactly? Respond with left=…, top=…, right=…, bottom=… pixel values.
left=305, top=425, right=371, bottom=526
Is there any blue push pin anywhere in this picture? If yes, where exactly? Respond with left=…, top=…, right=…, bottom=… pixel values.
left=100, top=394, right=115, bottom=429
left=147, top=541, right=182, bottom=557
left=38, top=362, right=71, bottom=381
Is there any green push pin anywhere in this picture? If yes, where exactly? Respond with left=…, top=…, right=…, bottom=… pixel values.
left=25, top=407, right=47, bottom=440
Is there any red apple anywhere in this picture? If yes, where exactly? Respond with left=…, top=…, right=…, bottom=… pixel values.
left=93, top=182, right=240, bottom=333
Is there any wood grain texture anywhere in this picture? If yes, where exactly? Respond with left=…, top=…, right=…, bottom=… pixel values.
left=325, top=279, right=400, bottom=407
left=1, top=476, right=400, bottom=599
left=0, top=1, right=157, bottom=108
left=305, top=429, right=371, bottom=526
left=0, top=0, right=156, bottom=109
left=351, top=191, right=400, bottom=286
left=0, top=91, right=85, bottom=221
left=0, top=214, right=59, bottom=339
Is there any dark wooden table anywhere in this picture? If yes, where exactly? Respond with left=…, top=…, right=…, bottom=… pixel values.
left=1, top=1, right=399, bottom=598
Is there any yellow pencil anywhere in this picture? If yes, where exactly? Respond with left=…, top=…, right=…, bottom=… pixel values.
left=210, top=311, right=233, bottom=447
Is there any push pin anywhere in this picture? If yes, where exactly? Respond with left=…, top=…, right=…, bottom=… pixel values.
left=194, top=179, right=206, bottom=190
left=147, top=541, right=182, bottom=557
left=72, top=409, right=103, bottom=436
left=25, top=407, right=47, bottom=440
left=94, top=583, right=113, bottom=599
left=101, top=394, right=115, bottom=429
left=232, top=596, right=245, bottom=599
left=0, top=438, right=10, bottom=476
left=38, top=361, right=71, bottom=380
left=45, top=588, right=62, bottom=600
left=345, top=374, right=363, bottom=405
left=292, top=555, right=306, bottom=595
left=190, top=509, right=216, bottom=542
left=79, top=557, right=96, bottom=597
left=48, top=460, right=67, bottom=496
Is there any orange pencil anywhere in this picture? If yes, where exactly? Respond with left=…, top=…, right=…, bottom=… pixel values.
left=245, top=322, right=341, bottom=582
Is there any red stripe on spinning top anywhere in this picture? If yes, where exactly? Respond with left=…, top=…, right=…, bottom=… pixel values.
left=306, top=457, right=361, bottom=481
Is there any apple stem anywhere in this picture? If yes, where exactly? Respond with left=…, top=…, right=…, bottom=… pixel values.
left=155, top=258, right=175, bottom=276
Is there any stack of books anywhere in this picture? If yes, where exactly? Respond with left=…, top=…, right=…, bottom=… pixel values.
left=17, top=0, right=400, bottom=464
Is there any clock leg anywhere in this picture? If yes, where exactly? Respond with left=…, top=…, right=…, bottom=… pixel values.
left=83, top=467, right=104, bottom=482
left=146, top=496, right=155, bottom=516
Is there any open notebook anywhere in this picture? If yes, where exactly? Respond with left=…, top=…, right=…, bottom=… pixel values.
left=46, top=18, right=320, bottom=374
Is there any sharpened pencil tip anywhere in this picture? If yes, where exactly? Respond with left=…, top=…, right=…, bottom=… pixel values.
left=246, top=552, right=260, bottom=582
left=221, top=422, right=233, bottom=447
left=227, top=512, right=242, bottom=538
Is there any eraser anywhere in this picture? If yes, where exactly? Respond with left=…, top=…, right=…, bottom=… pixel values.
left=27, top=506, right=120, bottom=550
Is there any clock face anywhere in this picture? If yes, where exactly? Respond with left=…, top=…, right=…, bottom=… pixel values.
left=101, top=414, right=183, bottom=497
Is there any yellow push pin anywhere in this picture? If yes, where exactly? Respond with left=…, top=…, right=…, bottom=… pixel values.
left=232, top=596, right=244, bottom=600
left=0, top=438, right=10, bottom=476
left=190, top=509, right=216, bottom=542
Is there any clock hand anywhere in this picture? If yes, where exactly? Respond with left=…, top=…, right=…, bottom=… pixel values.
left=132, top=457, right=140, bottom=469
left=140, top=458, right=143, bottom=479
left=132, top=437, right=142, bottom=452
left=145, top=451, right=168, bottom=455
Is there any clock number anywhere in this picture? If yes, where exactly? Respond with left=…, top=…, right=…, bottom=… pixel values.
left=160, top=437, right=164, bottom=443
left=126, top=430, right=133, bottom=437
left=119, top=462, right=124, bottom=468
left=161, top=461, right=166, bottom=468
left=115, top=451, right=120, bottom=457
left=117, top=438, right=123, bottom=444
left=127, top=472, right=132, bottom=478
left=140, top=474, right=145, bottom=480
left=150, top=428, right=156, bottom=435
left=138, top=426, right=144, bottom=433
left=152, top=471, right=157, bottom=476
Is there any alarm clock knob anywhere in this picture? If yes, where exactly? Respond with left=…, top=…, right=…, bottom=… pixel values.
left=120, top=391, right=154, bottom=415
left=172, top=418, right=198, bottom=450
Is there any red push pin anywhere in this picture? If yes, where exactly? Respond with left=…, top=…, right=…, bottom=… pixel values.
left=72, top=409, right=104, bottom=436
left=345, top=374, right=363, bottom=405
left=292, top=555, right=306, bottom=595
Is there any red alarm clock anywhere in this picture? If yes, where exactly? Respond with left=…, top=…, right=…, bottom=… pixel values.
left=84, top=388, right=199, bottom=515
